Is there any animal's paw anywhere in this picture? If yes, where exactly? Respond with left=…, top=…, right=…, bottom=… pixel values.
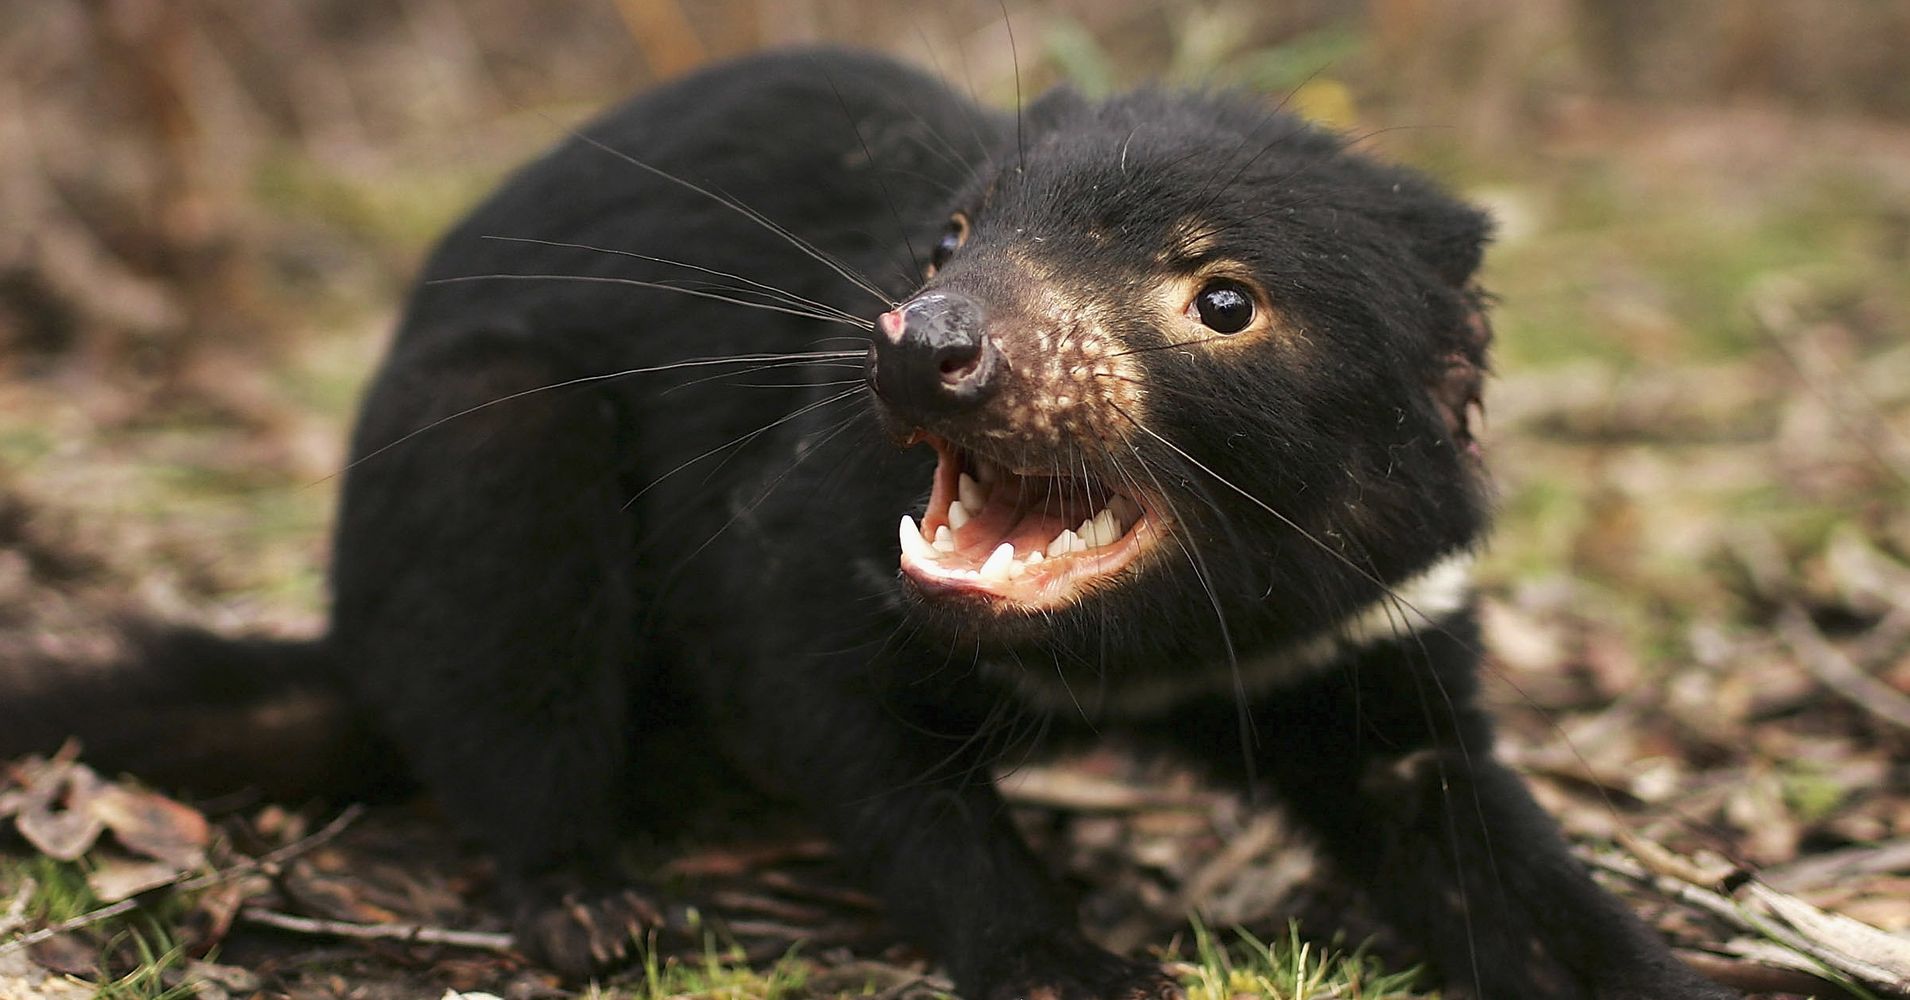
left=978, top=934, right=1183, bottom=1000
left=511, top=878, right=669, bottom=979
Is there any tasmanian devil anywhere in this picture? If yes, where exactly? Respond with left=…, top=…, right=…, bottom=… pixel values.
left=0, top=48, right=1737, bottom=999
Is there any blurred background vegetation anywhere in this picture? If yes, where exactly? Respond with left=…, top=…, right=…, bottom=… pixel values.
left=2, top=0, right=1907, bottom=629
left=1, top=1, right=1907, bottom=996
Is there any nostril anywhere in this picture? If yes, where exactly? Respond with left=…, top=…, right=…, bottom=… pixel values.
left=938, top=350, right=981, bottom=380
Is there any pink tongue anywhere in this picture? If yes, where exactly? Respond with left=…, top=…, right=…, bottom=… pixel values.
left=953, top=499, right=1025, bottom=559
left=953, top=487, right=1078, bottom=562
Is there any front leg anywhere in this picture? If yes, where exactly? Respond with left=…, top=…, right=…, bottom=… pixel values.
left=331, top=334, right=663, bottom=977
left=734, top=668, right=1178, bottom=1000
left=1183, top=624, right=1735, bottom=1000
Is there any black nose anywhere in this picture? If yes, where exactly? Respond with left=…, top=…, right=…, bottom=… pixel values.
left=870, top=292, right=1002, bottom=418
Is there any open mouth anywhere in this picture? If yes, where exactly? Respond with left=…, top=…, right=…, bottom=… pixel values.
left=897, top=435, right=1159, bottom=607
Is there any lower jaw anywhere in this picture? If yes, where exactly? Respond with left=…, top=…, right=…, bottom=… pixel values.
left=899, top=516, right=1159, bottom=611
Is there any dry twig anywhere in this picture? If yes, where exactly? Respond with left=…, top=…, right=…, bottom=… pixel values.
left=236, top=906, right=514, bottom=953
left=1586, top=850, right=1910, bottom=993
left=1778, top=603, right=1910, bottom=732
left=0, top=804, right=364, bottom=957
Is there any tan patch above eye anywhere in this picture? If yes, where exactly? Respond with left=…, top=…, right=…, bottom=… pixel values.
left=1163, top=226, right=1220, bottom=264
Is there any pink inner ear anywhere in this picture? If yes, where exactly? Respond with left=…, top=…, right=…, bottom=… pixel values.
left=1430, top=292, right=1492, bottom=457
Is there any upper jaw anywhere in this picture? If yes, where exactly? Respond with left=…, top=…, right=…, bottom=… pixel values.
left=896, top=434, right=1162, bottom=611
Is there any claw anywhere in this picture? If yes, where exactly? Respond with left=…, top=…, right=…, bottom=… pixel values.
left=513, top=880, right=677, bottom=979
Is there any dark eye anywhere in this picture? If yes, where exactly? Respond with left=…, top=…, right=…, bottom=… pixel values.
left=928, top=214, right=969, bottom=273
left=1191, top=279, right=1256, bottom=334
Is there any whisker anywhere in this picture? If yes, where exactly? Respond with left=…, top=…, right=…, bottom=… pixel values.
left=880, top=50, right=994, bottom=183
left=726, top=378, right=866, bottom=390
left=1113, top=403, right=1459, bottom=631
left=661, top=359, right=864, bottom=396
left=817, top=67, right=923, bottom=276
left=562, top=126, right=897, bottom=306
left=478, top=236, right=868, bottom=323
left=621, top=387, right=865, bottom=510
left=1362, top=548, right=1492, bottom=995
left=1099, top=335, right=1234, bottom=360
left=1180, top=65, right=1327, bottom=223
left=999, top=1, right=1025, bottom=172
left=808, top=334, right=878, bottom=347
left=1176, top=125, right=1436, bottom=251
left=1113, top=436, right=1257, bottom=784
left=324, top=350, right=863, bottom=483
left=1090, top=372, right=1281, bottom=414
left=427, top=273, right=873, bottom=327
left=662, top=406, right=872, bottom=582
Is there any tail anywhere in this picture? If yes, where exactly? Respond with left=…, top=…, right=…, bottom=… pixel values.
left=0, top=624, right=402, bottom=801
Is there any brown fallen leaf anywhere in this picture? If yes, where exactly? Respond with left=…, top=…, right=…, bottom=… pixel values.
left=85, top=855, right=184, bottom=902
left=3, top=750, right=209, bottom=869
left=90, top=783, right=209, bottom=868
left=9, top=758, right=107, bottom=861
left=25, top=932, right=98, bottom=979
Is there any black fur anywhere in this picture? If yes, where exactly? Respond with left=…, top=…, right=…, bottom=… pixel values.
left=2, top=49, right=1733, bottom=1000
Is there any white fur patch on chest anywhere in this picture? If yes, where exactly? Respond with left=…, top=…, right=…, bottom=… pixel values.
left=993, top=550, right=1477, bottom=719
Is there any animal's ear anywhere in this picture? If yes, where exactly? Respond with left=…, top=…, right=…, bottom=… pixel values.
left=1431, top=286, right=1492, bottom=462
left=1379, top=185, right=1494, bottom=460
left=1390, top=190, right=1493, bottom=288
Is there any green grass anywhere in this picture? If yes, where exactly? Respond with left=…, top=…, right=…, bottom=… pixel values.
left=0, top=857, right=198, bottom=998
left=3, top=855, right=101, bottom=925
left=1483, top=167, right=1908, bottom=370
left=1181, top=922, right=1427, bottom=1000
left=569, top=922, right=1422, bottom=1000
left=579, top=940, right=814, bottom=1000
left=90, top=923, right=195, bottom=1000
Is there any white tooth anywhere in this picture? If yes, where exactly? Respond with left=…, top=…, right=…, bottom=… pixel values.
left=899, top=515, right=938, bottom=563
left=958, top=473, right=985, bottom=511
left=948, top=500, right=970, bottom=529
left=1076, top=517, right=1094, bottom=538
left=1068, top=532, right=1090, bottom=553
left=1008, top=558, right=1028, bottom=579
left=932, top=525, right=956, bottom=552
left=1087, top=508, right=1121, bottom=547
left=979, top=543, right=1016, bottom=581
left=1026, top=551, right=1044, bottom=564
left=1108, top=494, right=1142, bottom=528
left=1047, top=530, right=1077, bottom=557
